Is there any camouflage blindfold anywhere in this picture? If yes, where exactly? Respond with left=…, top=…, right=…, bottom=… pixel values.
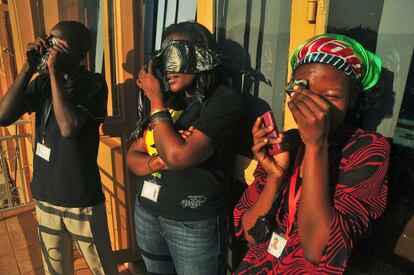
left=151, top=40, right=225, bottom=74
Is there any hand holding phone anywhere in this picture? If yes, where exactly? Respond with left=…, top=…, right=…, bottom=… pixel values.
left=260, top=111, right=285, bottom=156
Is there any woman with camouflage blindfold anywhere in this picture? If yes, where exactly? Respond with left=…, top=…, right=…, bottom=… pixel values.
left=126, top=22, right=244, bottom=274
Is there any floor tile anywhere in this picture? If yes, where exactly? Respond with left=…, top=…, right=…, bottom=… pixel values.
left=0, top=219, right=7, bottom=234
left=74, top=270, right=92, bottom=275
left=9, top=227, right=39, bottom=250
left=15, top=243, right=43, bottom=274
left=21, top=268, right=45, bottom=275
left=4, top=208, right=37, bottom=233
left=0, top=233, right=14, bottom=257
left=118, top=263, right=133, bottom=275
left=0, top=252, right=20, bottom=275
left=74, top=257, right=90, bottom=273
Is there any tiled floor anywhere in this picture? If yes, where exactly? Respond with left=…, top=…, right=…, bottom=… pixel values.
left=0, top=204, right=137, bottom=275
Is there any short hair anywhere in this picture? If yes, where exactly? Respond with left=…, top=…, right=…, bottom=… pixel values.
left=53, top=21, right=91, bottom=59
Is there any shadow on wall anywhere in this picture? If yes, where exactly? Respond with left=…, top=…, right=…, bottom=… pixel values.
left=218, top=37, right=272, bottom=158
left=216, top=36, right=272, bottom=270
left=102, top=49, right=140, bottom=138
left=329, top=26, right=396, bottom=130
left=362, top=68, right=396, bottom=131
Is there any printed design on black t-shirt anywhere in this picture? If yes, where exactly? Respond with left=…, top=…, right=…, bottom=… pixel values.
left=180, top=195, right=207, bottom=209
left=139, top=85, right=245, bottom=220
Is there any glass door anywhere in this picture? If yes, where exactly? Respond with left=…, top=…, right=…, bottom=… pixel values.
left=326, top=0, right=414, bottom=273
left=215, top=0, right=293, bottom=156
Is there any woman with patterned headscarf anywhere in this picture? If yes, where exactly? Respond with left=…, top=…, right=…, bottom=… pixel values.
left=233, top=34, right=390, bottom=274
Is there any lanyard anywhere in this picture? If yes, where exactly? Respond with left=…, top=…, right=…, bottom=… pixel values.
left=41, top=102, right=53, bottom=144
left=285, top=144, right=304, bottom=239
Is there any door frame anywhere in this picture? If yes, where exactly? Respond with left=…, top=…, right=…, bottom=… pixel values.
left=0, top=2, right=16, bottom=92
left=283, top=0, right=329, bottom=130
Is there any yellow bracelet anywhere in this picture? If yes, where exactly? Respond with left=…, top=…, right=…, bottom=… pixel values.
left=151, top=108, right=168, bottom=116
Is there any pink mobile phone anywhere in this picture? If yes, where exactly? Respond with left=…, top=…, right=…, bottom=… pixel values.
left=260, top=111, right=284, bottom=156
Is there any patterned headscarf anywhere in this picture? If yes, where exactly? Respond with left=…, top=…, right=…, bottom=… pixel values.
left=290, top=33, right=382, bottom=91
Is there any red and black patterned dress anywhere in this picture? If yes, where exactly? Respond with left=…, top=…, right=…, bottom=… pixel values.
left=233, top=128, right=390, bottom=274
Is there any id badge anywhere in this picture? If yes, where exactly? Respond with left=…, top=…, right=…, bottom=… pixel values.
left=36, top=142, right=51, bottom=162
left=267, top=232, right=288, bottom=258
left=141, top=180, right=161, bottom=202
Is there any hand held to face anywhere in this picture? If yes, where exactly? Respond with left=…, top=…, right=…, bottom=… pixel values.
left=288, top=85, right=331, bottom=147
left=26, top=35, right=50, bottom=72
left=252, top=117, right=289, bottom=179
left=136, top=61, right=164, bottom=108
left=47, top=38, right=72, bottom=75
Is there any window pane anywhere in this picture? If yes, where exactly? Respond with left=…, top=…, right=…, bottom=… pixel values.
left=328, top=1, right=414, bottom=271
left=216, top=0, right=291, bottom=155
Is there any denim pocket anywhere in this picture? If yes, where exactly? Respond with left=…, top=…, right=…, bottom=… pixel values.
left=179, top=217, right=218, bottom=233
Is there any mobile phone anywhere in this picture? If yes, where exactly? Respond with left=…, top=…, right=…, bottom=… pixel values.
left=260, top=111, right=284, bottom=156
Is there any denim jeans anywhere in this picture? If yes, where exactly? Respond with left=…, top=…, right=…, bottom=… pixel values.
left=134, top=196, right=228, bottom=275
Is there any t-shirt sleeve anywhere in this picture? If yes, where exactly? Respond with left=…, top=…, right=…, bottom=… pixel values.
left=318, top=133, right=390, bottom=269
left=234, top=163, right=268, bottom=238
left=192, top=87, right=244, bottom=152
left=75, top=74, right=108, bottom=122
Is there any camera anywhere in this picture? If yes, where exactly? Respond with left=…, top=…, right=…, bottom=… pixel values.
left=34, top=36, right=58, bottom=72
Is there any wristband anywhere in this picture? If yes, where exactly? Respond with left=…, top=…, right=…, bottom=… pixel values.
left=151, top=108, right=168, bottom=116
left=151, top=117, right=171, bottom=127
left=150, top=110, right=171, bottom=126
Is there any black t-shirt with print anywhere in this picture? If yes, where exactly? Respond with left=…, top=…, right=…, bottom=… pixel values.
left=25, top=67, right=108, bottom=207
left=138, top=84, right=245, bottom=221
